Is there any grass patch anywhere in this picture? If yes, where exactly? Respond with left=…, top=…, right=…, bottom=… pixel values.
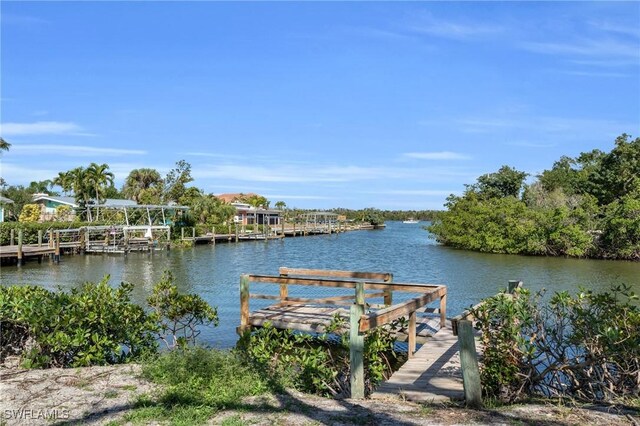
left=123, top=346, right=280, bottom=425
left=220, top=414, right=246, bottom=426
left=104, top=390, right=119, bottom=399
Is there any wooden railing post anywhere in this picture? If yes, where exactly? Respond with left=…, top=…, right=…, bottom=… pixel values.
left=440, top=292, right=447, bottom=328
left=279, top=269, right=289, bottom=304
left=408, top=311, right=416, bottom=358
left=10, top=228, right=15, bottom=246
left=240, top=274, right=250, bottom=332
left=383, top=273, right=393, bottom=306
left=350, top=282, right=365, bottom=399
left=458, top=320, right=482, bottom=408
left=49, top=230, right=54, bottom=248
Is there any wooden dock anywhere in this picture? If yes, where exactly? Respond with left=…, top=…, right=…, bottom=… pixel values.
left=0, top=244, right=56, bottom=259
left=246, top=304, right=442, bottom=344
left=238, top=267, right=450, bottom=400
left=371, top=322, right=465, bottom=403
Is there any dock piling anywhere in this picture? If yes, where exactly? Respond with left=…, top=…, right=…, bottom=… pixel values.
left=54, top=231, right=61, bottom=263
left=17, top=230, right=23, bottom=266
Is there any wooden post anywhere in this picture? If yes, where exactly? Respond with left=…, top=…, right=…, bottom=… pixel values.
left=440, top=293, right=447, bottom=328
left=38, top=230, right=43, bottom=247
left=240, top=274, right=250, bottom=333
left=49, top=230, right=54, bottom=248
left=181, top=227, right=184, bottom=240
left=17, top=229, right=23, bottom=266
left=212, top=226, right=216, bottom=245
left=350, top=282, right=365, bottom=399
left=408, top=311, right=416, bottom=358
left=383, top=273, right=393, bottom=306
left=235, top=223, right=239, bottom=243
left=458, top=320, right=482, bottom=408
left=10, top=228, right=15, bottom=246
left=508, top=280, right=523, bottom=294
left=192, top=227, right=196, bottom=239
left=350, top=303, right=365, bottom=399
left=54, top=231, right=61, bottom=263
left=280, top=283, right=288, bottom=304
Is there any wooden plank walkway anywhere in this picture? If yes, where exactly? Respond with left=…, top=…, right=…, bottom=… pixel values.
left=247, top=304, right=441, bottom=344
left=371, top=323, right=467, bottom=403
left=0, top=244, right=55, bottom=259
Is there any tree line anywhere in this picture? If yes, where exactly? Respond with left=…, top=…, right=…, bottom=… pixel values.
left=428, top=134, right=640, bottom=260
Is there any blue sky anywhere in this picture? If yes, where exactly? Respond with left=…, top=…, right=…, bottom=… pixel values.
left=1, top=2, right=639, bottom=210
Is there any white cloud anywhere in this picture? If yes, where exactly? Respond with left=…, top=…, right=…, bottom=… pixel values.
left=264, top=194, right=333, bottom=200
left=370, top=189, right=459, bottom=197
left=193, top=161, right=474, bottom=186
left=9, top=144, right=146, bottom=156
left=403, top=151, right=471, bottom=160
left=408, top=13, right=503, bottom=40
left=0, top=121, right=91, bottom=136
left=519, top=38, right=640, bottom=60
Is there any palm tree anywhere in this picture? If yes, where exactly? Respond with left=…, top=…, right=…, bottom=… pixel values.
left=123, top=168, right=163, bottom=203
left=0, top=137, right=10, bottom=152
left=275, top=201, right=286, bottom=210
left=86, top=163, right=114, bottom=221
left=53, top=171, right=73, bottom=196
left=64, top=167, right=92, bottom=221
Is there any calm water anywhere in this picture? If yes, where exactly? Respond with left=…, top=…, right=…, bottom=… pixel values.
left=2, top=221, right=638, bottom=348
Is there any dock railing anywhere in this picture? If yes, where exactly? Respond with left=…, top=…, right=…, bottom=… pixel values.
left=239, top=267, right=447, bottom=399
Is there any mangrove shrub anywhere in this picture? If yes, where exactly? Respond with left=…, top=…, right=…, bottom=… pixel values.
left=473, top=285, right=640, bottom=404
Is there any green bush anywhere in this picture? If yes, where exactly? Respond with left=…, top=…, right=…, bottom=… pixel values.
left=238, top=314, right=404, bottom=397
left=473, top=285, right=640, bottom=404
left=0, top=277, right=158, bottom=368
left=148, top=271, right=218, bottom=349
left=0, top=273, right=219, bottom=368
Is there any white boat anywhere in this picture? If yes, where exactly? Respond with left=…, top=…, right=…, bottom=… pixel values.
left=402, top=219, right=419, bottom=224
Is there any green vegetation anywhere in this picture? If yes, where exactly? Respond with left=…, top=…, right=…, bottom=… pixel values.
left=239, top=315, right=405, bottom=397
left=0, top=273, right=217, bottom=368
left=473, top=285, right=639, bottom=404
left=124, top=347, right=275, bottom=425
left=329, top=208, right=439, bottom=223
left=429, top=134, right=640, bottom=259
left=0, top=221, right=101, bottom=245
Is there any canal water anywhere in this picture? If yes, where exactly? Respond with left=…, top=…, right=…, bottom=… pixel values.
left=2, top=221, right=638, bottom=348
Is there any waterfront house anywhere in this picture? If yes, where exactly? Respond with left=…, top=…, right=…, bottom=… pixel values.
left=32, top=194, right=137, bottom=222
left=231, top=202, right=282, bottom=226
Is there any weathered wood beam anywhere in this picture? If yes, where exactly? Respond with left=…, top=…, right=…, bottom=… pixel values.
left=359, top=288, right=447, bottom=332
left=279, top=267, right=392, bottom=282
left=458, top=320, right=482, bottom=408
